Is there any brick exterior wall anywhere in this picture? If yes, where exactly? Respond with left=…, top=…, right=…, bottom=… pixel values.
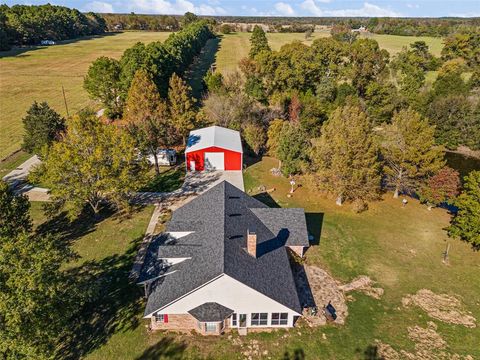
left=150, top=314, right=196, bottom=331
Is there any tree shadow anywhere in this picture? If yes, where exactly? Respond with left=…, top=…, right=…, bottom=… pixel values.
left=283, top=349, right=305, bottom=360
left=134, top=337, right=187, bottom=360
left=57, top=236, right=145, bottom=359
left=356, top=345, right=385, bottom=360
left=185, top=37, right=221, bottom=100
left=305, top=212, right=324, bottom=246
left=243, top=153, right=263, bottom=167
left=0, top=33, right=118, bottom=59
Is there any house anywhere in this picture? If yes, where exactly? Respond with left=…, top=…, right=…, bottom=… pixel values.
left=136, top=181, right=310, bottom=335
left=185, top=126, right=242, bottom=171
left=147, top=149, right=177, bottom=166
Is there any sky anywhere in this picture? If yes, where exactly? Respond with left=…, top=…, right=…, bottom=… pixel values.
left=4, top=0, right=480, bottom=18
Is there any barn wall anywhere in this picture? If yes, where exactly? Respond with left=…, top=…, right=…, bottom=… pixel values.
left=186, top=147, right=242, bottom=171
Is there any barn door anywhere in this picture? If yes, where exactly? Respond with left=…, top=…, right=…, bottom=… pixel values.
left=204, top=152, right=225, bottom=170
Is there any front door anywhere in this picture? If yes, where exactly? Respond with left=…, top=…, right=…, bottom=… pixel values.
left=239, top=314, right=247, bottom=328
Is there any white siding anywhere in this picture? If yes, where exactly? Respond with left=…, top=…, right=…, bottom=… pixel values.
left=149, top=274, right=300, bottom=327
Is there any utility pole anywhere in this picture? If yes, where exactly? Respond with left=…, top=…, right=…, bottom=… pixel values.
left=62, top=85, right=69, bottom=117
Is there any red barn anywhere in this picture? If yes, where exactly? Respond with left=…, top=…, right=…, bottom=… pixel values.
left=185, top=126, right=243, bottom=171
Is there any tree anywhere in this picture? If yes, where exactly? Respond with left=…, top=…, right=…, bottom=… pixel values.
left=168, top=73, right=197, bottom=145
left=420, top=167, right=460, bottom=208
left=381, top=109, right=445, bottom=198
left=349, top=39, right=389, bottom=96
left=35, top=111, right=148, bottom=219
left=330, top=24, right=357, bottom=44
left=277, top=123, right=309, bottom=176
left=83, top=56, right=123, bottom=118
left=181, top=12, right=198, bottom=27
left=0, top=182, right=73, bottom=359
left=0, top=181, right=30, bottom=237
left=22, top=101, right=65, bottom=155
left=124, top=69, right=176, bottom=174
left=448, top=170, right=480, bottom=248
left=243, top=122, right=266, bottom=155
left=312, top=105, right=381, bottom=205
left=266, top=119, right=286, bottom=158
left=249, top=25, right=270, bottom=58
left=365, top=82, right=401, bottom=125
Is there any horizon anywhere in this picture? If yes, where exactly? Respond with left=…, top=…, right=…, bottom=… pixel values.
left=3, top=0, right=480, bottom=18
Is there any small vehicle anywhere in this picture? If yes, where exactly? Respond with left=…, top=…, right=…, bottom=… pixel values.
left=40, top=40, right=56, bottom=46
left=147, top=149, right=177, bottom=166
left=323, top=301, right=337, bottom=321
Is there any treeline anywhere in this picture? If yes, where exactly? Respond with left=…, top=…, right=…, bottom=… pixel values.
left=0, top=4, right=106, bottom=51
left=102, top=13, right=180, bottom=31
left=84, top=20, right=214, bottom=117
left=366, top=17, right=480, bottom=37
left=214, top=16, right=480, bottom=36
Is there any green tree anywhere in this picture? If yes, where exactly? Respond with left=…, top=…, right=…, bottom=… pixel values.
left=381, top=109, right=445, bottom=198
left=312, top=105, right=381, bottom=205
left=330, top=24, right=357, bottom=44
left=448, top=170, right=480, bottom=248
left=249, top=25, right=270, bottom=58
left=0, top=182, right=73, bottom=359
left=266, top=119, right=286, bottom=158
left=35, top=111, right=148, bottom=219
left=243, top=122, right=266, bottom=155
left=22, top=101, right=65, bottom=156
left=365, top=82, right=401, bottom=125
left=124, top=69, right=176, bottom=174
left=277, top=123, right=309, bottom=176
left=83, top=56, right=123, bottom=118
left=181, top=12, right=198, bottom=27
left=168, top=73, right=197, bottom=145
left=204, top=70, right=224, bottom=94
left=349, top=39, right=389, bottom=96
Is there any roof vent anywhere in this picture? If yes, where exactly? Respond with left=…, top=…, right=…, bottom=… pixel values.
left=228, top=196, right=240, bottom=199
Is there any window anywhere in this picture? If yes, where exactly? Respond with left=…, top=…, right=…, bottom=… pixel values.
left=231, top=313, right=237, bottom=327
left=251, top=313, right=268, bottom=326
left=271, top=313, right=288, bottom=325
left=155, top=314, right=168, bottom=323
left=205, top=322, right=217, bottom=332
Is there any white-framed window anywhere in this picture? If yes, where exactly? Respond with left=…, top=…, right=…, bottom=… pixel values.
left=271, top=313, right=288, bottom=325
left=231, top=313, right=237, bottom=327
left=205, top=322, right=217, bottom=332
left=251, top=313, right=268, bottom=326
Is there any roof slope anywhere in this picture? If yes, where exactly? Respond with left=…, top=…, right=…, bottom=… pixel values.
left=185, top=125, right=243, bottom=153
left=188, top=302, right=234, bottom=322
left=140, top=181, right=307, bottom=316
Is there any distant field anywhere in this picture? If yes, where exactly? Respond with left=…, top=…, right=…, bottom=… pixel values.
left=215, top=31, right=444, bottom=74
left=0, top=31, right=171, bottom=161
left=0, top=30, right=444, bottom=161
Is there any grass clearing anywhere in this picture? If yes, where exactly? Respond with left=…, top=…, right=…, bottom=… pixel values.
left=141, top=164, right=185, bottom=193
left=363, top=33, right=444, bottom=57
left=0, top=150, right=31, bottom=179
left=0, top=31, right=171, bottom=161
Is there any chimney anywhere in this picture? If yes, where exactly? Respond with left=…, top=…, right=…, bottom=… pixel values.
left=247, top=230, right=257, bottom=258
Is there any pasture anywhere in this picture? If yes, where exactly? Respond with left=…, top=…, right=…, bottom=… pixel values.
left=0, top=32, right=170, bottom=161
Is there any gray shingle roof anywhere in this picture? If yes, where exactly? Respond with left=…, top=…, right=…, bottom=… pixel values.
left=188, top=302, right=234, bottom=322
left=139, top=181, right=308, bottom=316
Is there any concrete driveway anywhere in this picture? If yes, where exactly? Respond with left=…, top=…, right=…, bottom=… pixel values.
left=183, top=170, right=245, bottom=193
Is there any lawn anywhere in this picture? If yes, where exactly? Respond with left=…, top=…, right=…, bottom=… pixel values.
left=48, top=157, right=479, bottom=359
left=363, top=33, right=444, bottom=57
left=141, top=164, right=185, bottom=193
left=0, top=31, right=171, bottom=161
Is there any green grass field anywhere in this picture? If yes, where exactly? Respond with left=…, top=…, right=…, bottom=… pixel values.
left=0, top=32, right=171, bottom=161
left=26, top=157, right=478, bottom=359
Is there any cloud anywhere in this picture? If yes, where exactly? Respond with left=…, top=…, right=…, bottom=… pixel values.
left=83, top=1, right=114, bottom=13
left=128, top=0, right=225, bottom=15
left=301, top=1, right=401, bottom=17
left=274, top=2, right=295, bottom=16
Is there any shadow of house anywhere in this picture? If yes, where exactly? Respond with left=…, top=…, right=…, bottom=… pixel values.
left=283, top=349, right=305, bottom=360
left=356, top=345, right=385, bottom=360
left=134, top=337, right=187, bottom=360
left=305, top=212, right=324, bottom=246
left=253, top=191, right=281, bottom=208
left=257, top=228, right=289, bottom=257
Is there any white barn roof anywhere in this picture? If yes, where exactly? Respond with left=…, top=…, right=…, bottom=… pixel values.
left=185, top=126, right=243, bottom=154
